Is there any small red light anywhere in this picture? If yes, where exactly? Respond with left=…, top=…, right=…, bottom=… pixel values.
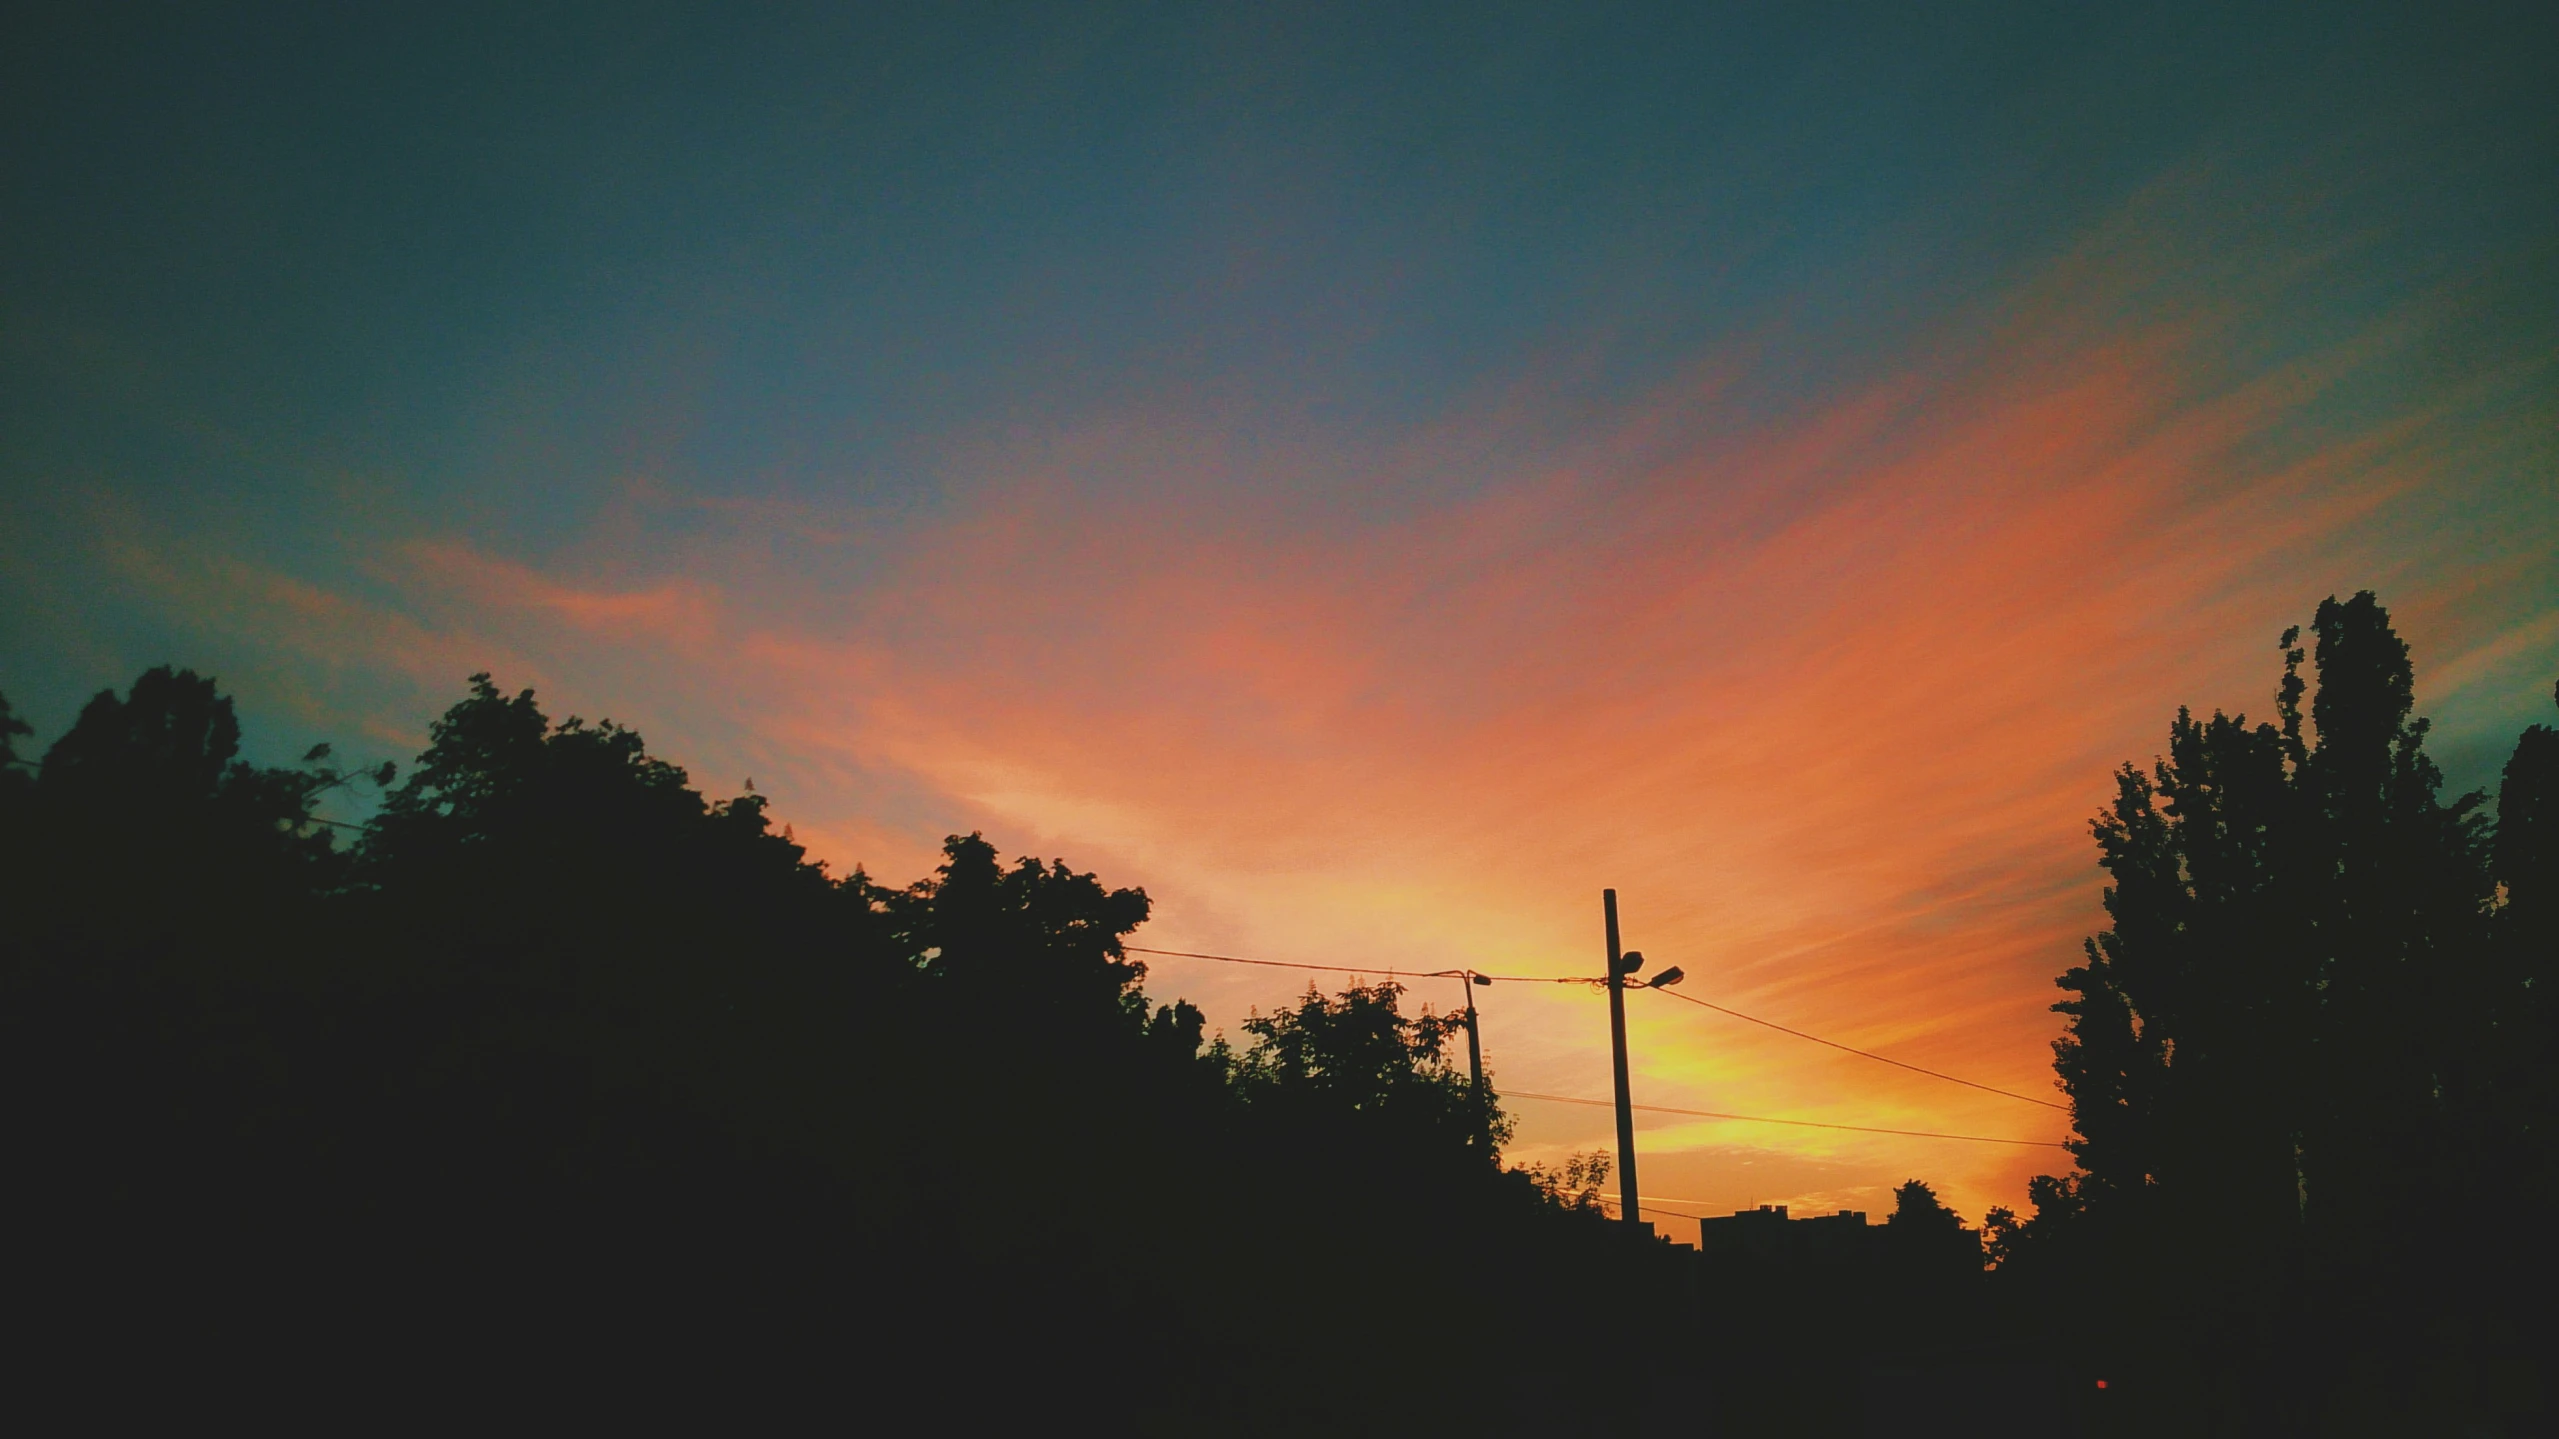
left=2094, top=1380, right=2108, bottom=1390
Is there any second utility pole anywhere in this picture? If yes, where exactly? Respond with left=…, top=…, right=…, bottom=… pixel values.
left=1604, top=888, right=1641, bottom=1230
left=1461, top=975, right=1490, bottom=1157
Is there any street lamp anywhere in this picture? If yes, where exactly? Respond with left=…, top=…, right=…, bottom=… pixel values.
left=1602, top=914, right=1690, bottom=1232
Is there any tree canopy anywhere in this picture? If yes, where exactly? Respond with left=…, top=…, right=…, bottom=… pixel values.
left=2010, top=592, right=2555, bottom=1426
left=0, top=664, right=1655, bottom=1431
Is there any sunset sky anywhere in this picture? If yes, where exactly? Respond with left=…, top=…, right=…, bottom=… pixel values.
left=4, top=2, right=2553, bottom=1230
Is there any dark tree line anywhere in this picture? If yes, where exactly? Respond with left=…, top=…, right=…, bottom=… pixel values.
left=0, top=669, right=1666, bottom=1430
left=11, top=593, right=2543, bottom=1431
left=1986, top=593, right=2556, bottom=1431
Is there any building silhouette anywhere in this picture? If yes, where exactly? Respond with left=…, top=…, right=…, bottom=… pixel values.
left=1697, top=1204, right=1884, bottom=1264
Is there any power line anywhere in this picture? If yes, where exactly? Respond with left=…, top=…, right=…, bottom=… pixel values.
left=1504, top=1089, right=2069, bottom=1149
left=1595, top=1191, right=1731, bottom=1211
left=1598, top=1194, right=1716, bottom=1217
left=1128, top=941, right=2069, bottom=1112
left=1123, top=945, right=1451, bottom=979
left=1133, top=942, right=2067, bottom=1145
left=1123, top=945, right=1589, bottom=985
left=1642, top=984, right=2069, bottom=1112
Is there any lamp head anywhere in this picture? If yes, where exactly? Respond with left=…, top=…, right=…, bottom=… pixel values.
left=1615, top=949, right=1645, bottom=976
left=1648, top=966, right=1685, bottom=988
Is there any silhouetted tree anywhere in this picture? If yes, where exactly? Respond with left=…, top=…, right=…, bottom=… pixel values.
left=1888, top=1178, right=1963, bottom=1233
left=0, top=667, right=1691, bottom=1429
left=2499, top=683, right=2559, bottom=1008
left=1516, top=1151, right=1611, bottom=1212
left=0, top=689, right=30, bottom=778
left=1881, top=1177, right=1979, bottom=1280
left=1231, top=980, right=1512, bottom=1175
left=2049, top=597, right=2502, bottom=1253
left=1980, top=1173, right=2084, bottom=1277
left=26, top=667, right=359, bottom=912
left=2021, top=594, right=2550, bottom=1426
left=2486, top=682, right=2559, bottom=1352
left=885, top=830, right=1155, bottom=1034
left=0, top=691, right=29, bottom=834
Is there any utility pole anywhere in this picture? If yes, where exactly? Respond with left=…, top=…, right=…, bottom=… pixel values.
left=1604, top=889, right=1641, bottom=1230
left=1460, top=972, right=1490, bottom=1157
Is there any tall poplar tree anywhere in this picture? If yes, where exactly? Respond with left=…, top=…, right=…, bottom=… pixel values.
left=2044, top=595, right=2514, bottom=1298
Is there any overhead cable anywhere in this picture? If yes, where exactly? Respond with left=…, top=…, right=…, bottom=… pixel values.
left=1123, top=944, right=1588, bottom=984
left=1129, top=941, right=2069, bottom=1111
left=1641, top=985, right=2069, bottom=1112
left=1503, top=1089, right=2069, bottom=1149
